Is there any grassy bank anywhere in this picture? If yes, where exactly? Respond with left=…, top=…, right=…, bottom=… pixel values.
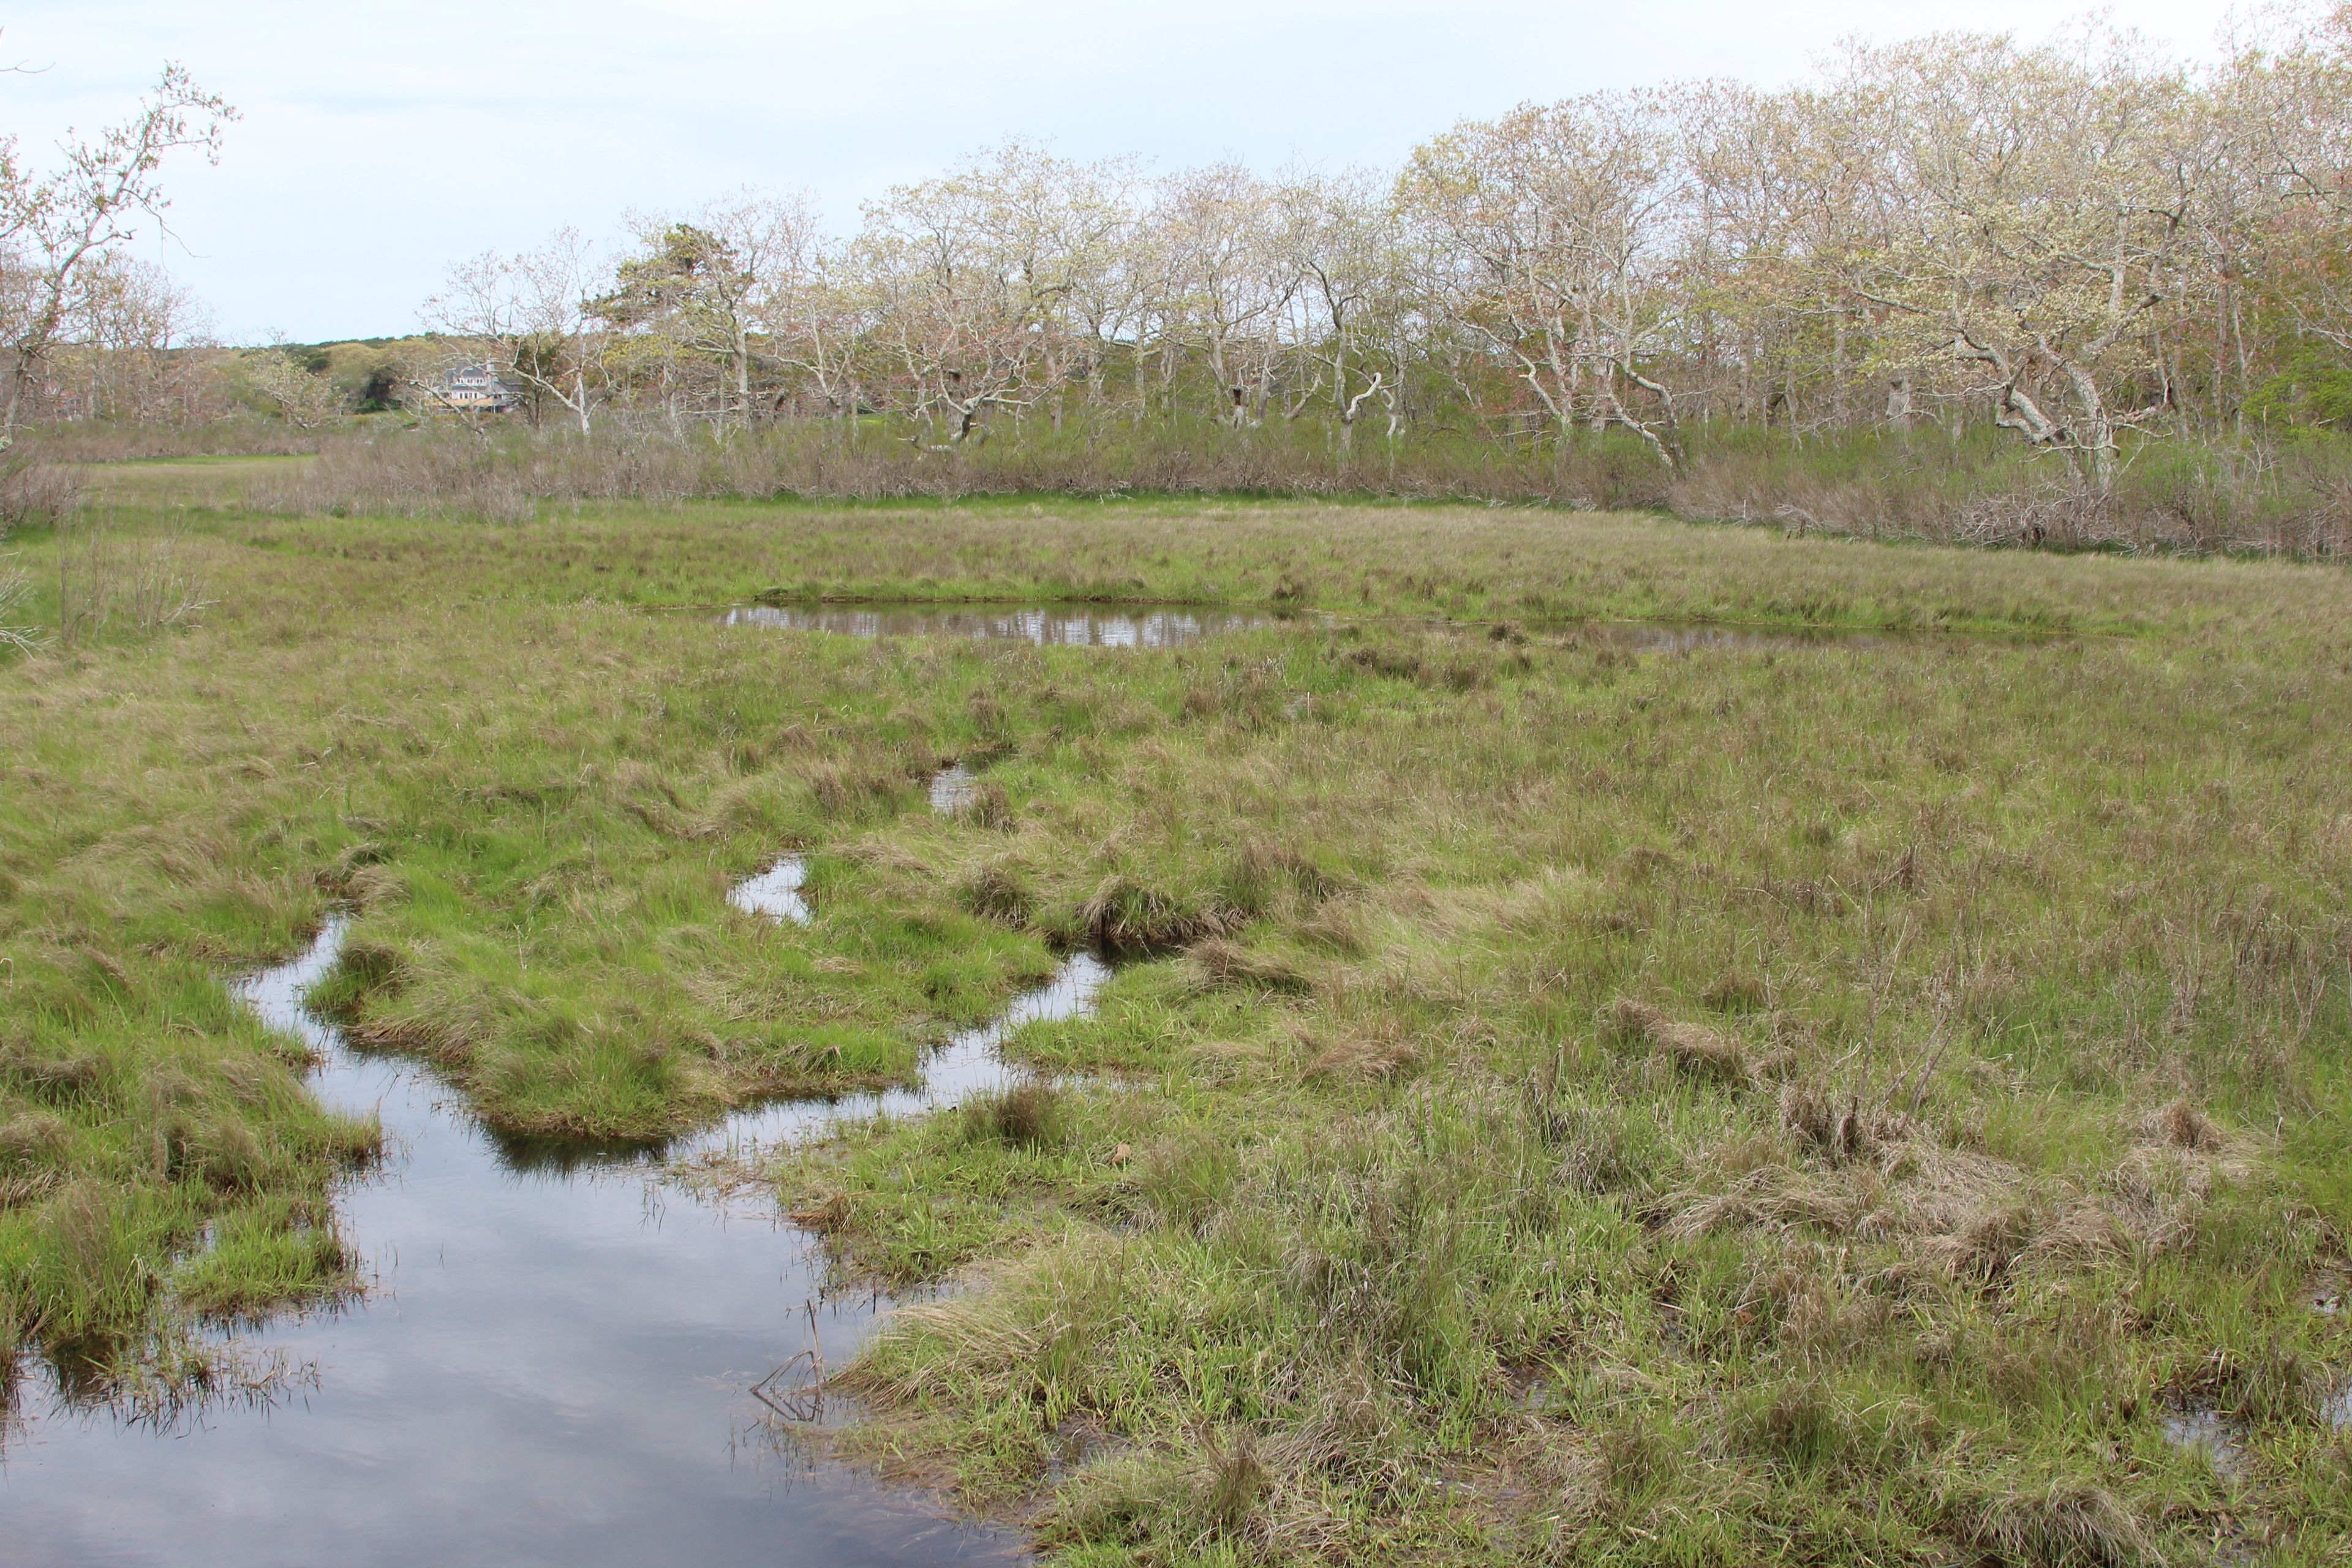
left=33, top=415, right=2352, bottom=557
left=2, top=488, right=2349, bottom=1561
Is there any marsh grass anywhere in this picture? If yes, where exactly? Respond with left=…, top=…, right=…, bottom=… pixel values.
left=55, top=417, right=2352, bottom=557
left=0, top=557, right=35, bottom=654
left=50, top=512, right=214, bottom=649
left=24, top=419, right=326, bottom=463
left=0, top=455, right=84, bottom=534
left=1, top=481, right=2348, bottom=1558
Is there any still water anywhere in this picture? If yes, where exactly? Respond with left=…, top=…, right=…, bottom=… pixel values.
left=720, top=603, right=1276, bottom=647
left=717, top=600, right=1912, bottom=653
left=928, top=765, right=979, bottom=815
left=3, top=874, right=1106, bottom=1567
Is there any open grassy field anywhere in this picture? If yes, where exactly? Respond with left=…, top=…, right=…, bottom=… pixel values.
left=3, top=483, right=2350, bottom=1562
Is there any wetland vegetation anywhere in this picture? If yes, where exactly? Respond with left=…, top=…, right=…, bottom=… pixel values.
left=2, top=473, right=2350, bottom=1564
left=13, top=8, right=2352, bottom=1564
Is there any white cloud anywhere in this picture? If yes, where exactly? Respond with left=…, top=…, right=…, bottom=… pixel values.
left=2, top=0, right=2247, bottom=341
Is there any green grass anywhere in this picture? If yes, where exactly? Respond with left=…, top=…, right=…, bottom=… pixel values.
left=72, top=453, right=319, bottom=508
left=74, top=488, right=2263, bottom=631
left=47, top=412, right=2352, bottom=559
left=2, top=488, right=2350, bottom=1561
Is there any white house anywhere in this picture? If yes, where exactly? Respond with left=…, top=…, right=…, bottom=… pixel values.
left=428, top=363, right=522, bottom=414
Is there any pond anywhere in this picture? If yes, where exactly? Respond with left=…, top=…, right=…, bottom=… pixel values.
left=715, top=600, right=1929, bottom=653
left=2, top=875, right=1101, bottom=1567
left=722, top=602, right=1279, bottom=647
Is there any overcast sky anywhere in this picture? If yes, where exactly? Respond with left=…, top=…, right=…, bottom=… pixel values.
left=7, top=1, right=2252, bottom=344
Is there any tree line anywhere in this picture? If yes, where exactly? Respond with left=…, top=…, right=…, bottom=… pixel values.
left=18, top=12, right=2352, bottom=500
left=407, top=10, right=2352, bottom=492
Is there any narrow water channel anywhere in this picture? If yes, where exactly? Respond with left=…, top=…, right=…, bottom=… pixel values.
left=2, top=865, right=1103, bottom=1566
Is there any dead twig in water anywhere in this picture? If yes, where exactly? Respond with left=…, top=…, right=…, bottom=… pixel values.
left=752, top=1350, right=827, bottom=1423
left=752, top=1301, right=831, bottom=1423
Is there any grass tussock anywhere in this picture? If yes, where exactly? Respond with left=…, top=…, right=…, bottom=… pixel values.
left=1186, top=937, right=1317, bottom=997
left=1607, top=997, right=1758, bottom=1086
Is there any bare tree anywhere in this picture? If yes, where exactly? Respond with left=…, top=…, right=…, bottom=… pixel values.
left=1844, top=33, right=2199, bottom=488
left=0, top=63, right=232, bottom=451
left=1680, top=80, right=1898, bottom=434
left=330, top=6, right=2352, bottom=476
left=852, top=144, right=1102, bottom=446
left=48, top=253, right=220, bottom=423
left=1403, top=93, right=1689, bottom=465
left=2207, top=9, right=2352, bottom=424
left=1280, top=168, right=1410, bottom=447
left=423, top=230, right=605, bottom=434
left=1152, top=164, right=1296, bottom=426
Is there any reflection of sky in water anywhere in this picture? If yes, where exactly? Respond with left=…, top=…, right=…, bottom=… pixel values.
left=728, top=855, right=812, bottom=923
left=1, top=907, right=1100, bottom=1567
left=721, top=603, right=1269, bottom=648
left=719, top=602, right=1930, bottom=654
left=928, top=764, right=978, bottom=815
left=707, top=952, right=1109, bottom=1154
left=2159, top=1409, right=2248, bottom=1480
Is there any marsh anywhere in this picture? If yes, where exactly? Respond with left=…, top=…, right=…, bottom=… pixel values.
left=2, top=486, right=2348, bottom=1564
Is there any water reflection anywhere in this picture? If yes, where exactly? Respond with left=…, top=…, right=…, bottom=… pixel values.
left=718, top=600, right=1936, bottom=654
left=729, top=855, right=813, bottom=924
left=723, top=602, right=1276, bottom=647
left=707, top=853, right=1109, bottom=1152
left=2159, top=1408, right=2249, bottom=1480
left=929, top=765, right=978, bottom=815
left=0, top=907, right=1092, bottom=1566
left=704, top=952, right=1110, bottom=1154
